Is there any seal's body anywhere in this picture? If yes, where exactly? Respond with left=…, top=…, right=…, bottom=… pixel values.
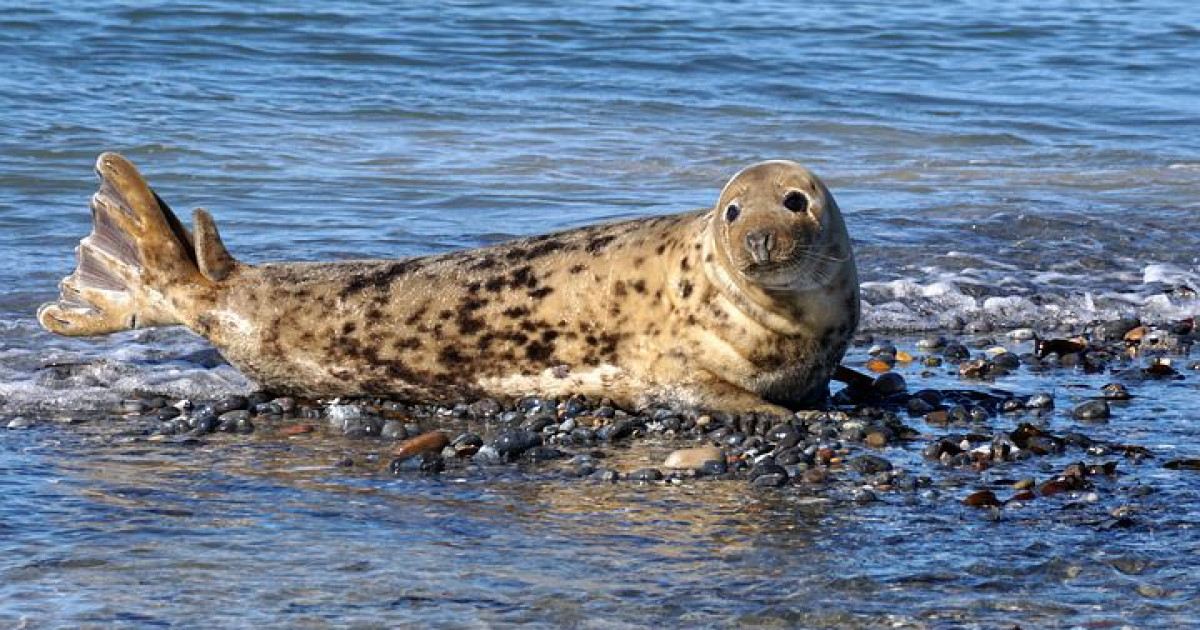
left=39, top=154, right=858, bottom=414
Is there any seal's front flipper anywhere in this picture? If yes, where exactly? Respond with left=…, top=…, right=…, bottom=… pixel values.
left=37, top=153, right=223, bottom=336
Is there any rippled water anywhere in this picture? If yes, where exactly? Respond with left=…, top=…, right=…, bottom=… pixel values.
left=2, top=1, right=1199, bottom=627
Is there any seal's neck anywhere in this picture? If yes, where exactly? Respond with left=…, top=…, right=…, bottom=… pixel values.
left=701, top=226, right=810, bottom=336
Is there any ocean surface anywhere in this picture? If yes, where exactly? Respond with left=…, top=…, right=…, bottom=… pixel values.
left=1, top=1, right=1198, bottom=628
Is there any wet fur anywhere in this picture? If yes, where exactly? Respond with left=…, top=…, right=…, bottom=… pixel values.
left=40, top=155, right=859, bottom=414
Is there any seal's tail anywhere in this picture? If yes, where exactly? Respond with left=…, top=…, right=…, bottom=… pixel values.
left=38, top=153, right=237, bottom=336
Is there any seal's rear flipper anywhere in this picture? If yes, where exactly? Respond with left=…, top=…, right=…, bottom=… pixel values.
left=37, top=153, right=233, bottom=336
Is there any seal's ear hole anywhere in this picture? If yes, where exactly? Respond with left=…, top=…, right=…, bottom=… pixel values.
left=725, top=204, right=740, bottom=222
left=783, top=191, right=810, bottom=214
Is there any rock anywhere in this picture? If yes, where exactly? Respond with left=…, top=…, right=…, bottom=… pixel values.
left=749, top=459, right=788, bottom=487
left=1101, top=383, right=1132, bottom=401
left=452, top=433, right=483, bottom=458
left=1164, top=459, right=1200, bottom=471
left=524, top=446, right=565, bottom=462
left=942, top=342, right=970, bottom=360
left=235, top=415, right=255, bottom=434
left=628, top=468, right=663, bottom=482
left=873, top=372, right=907, bottom=395
left=6, top=418, right=31, bottom=430
left=1009, top=328, right=1037, bottom=341
left=864, top=431, right=889, bottom=448
left=472, top=445, right=503, bottom=465
left=467, top=398, right=501, bottom=417
left=963, top=490, right=1002, bottom=508
left=917, top=336, right=947, bottom=350
left=280, top=424, right=315, bottom=436
left=849, top=454, right=893, bottom=474
left=218, top=410, right=251, bottom=432
left=212, top=395, right=248, bottom=414
left=1073, top=400, right=1111, bottom=421
left=490, top=429, right=542, bottom=459
left=326, top=404, right=366, bottom=430
left=380, top=420, right=407, bottom=440
left=596, top=417, right=638, bottom=441
left=697, top=459, right=728, bottom=476
left=392, top=431, right=451, bottom=462
left=663, top=445, right=725, bottom=470
left=852, top=488, right=878, bottom=503
left=1026, top=393, right=1054, bottom=409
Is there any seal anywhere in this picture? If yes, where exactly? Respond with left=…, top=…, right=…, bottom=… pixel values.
left=38, top=153, right=859, bottom=415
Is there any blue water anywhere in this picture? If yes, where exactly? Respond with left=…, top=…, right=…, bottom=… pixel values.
left=2, top=1, right=1199, bottom=627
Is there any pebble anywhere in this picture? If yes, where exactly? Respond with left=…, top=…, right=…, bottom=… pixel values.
left=852, top=487, right=878, bottom=503
left=212, top=395, right=248, bottom=414
left=663, top=445, right=725, bottom=470
left=1072, top=400, right=1111, bottom=421
left=873, top=372, right=907, bottom=395
left=380, top=420, right=407, bottom=440
left=452, top=433, right=483, bottom=458
left=849, top=454, right=893, bottom=474
left=1009, top=328, right=1037, bottom=341
left=864, top=431, right=889, bottom=448
left=628, top=468, right=663, bottom=482
left=1101, top=383, right=1131, bottom=401
left=1026, top=393, right=1054, bottom=409
left=963, top=490, right=1002, bottom=508
left=489, top=429, right=542, bottom=459
left=6, top=418, right=32, bottom=430
left=596, top=417, right=638, bottom=441
left=749, top=459, right=789, bottom=487
left=392, top=431, right=451, bottom=462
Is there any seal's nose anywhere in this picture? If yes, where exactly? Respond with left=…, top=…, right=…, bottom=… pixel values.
left=745, top=229, right=774, bottom=264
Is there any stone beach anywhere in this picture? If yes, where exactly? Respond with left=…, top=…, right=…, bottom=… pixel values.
left=44, top=314, right=1195, bottom=532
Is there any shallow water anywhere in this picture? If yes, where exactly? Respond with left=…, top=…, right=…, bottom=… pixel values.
left=2, top=1, right=1199, bottom=627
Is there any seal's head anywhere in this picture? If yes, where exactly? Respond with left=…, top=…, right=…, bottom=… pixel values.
left=711, top=160, right=850, bottom=292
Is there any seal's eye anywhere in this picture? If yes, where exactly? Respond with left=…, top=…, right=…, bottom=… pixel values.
left=783, top=191, right=810, bottom=214
left=725, top=204, right=740, bottom=222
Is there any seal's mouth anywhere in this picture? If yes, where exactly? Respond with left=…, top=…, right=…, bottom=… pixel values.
left=742, top=248, right=848, bottom=291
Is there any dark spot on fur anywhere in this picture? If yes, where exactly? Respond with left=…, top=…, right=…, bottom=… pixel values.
left=366, top=307, right=382, bottom=321
left=586, top=235, right=617, bottom=253
left=680, top=280, right=694, bottom=299
left=680, top=256, right=690, bottom=271
left=569, top=264, right=586, bottom=274
left=438, top=346, right=464, bottom=366
left=342, top=322, right=357, bottom=335
left=655, top=244, right=666, bottom=255
left=504, top=247, right=529, bottom=261
left=462, top=297, right=487, bottom=312
left=631, top=279, right=646, bottom=294
left=529, top=286, right=554, bottom=299
left=466, top=281, right=481, bottom=294
left=404, top=304, right=428, bottom=326
left=511, top=266, right=537, bottom=289
left=519, top=320, right=538, bottom=333
left=438, top=309, right=453, bottom=321
left=613, top=281, right=627, bottom=297
left=338, top=260, right=417, bottom=299
left=503, top=306, right=530, bottom=318
left=526, top=238, right=565, bottom=258
left=471, top=256, right=498, bottom=271
left=525, top=340, right=555, bottom=362
left=540, top=330, right=559, bottom=343
left=704, top=253, right=714, bottom=262
left=395, top=337, right=422, bottom=350
left=484, top=276, right=505, bottom=292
